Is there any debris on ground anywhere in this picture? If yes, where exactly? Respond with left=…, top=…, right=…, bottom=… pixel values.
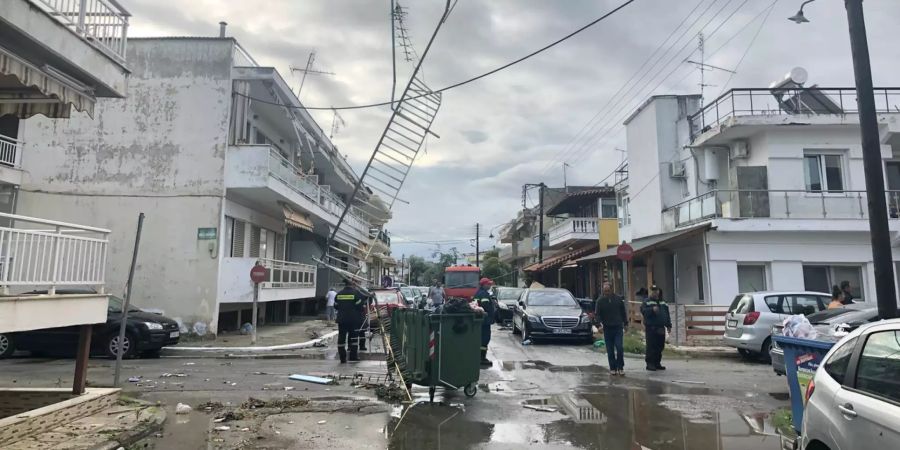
left=214, top=410, right=246, bottom=422
left=127, top=376, right=142, bottom=383
left=317, top=420, right=327, bottom=425
left=175, top=403, right=192, bottom=414
left=241, top=396, right=310, bottom=410
left=213, top=426, right=231, bottom=432
left=160, top=373, right=187, bottom=378
left=593, top=339, right=606, bottom=348
left=523, top=404, right=558, bottom=412
left=289, top=374, right=336, bottom=385
left=522, top=339, right=533, bottom=345
left=673, top=380, right=707, bottom=385
left=374, top=384, right=407, bottom=403
left=197, top=401, right=226, bottom=411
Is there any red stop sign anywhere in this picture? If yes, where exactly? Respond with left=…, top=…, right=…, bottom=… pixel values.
left=250, top=264, right=268, bottom=284
left=616, top=242, right=634, bottom=261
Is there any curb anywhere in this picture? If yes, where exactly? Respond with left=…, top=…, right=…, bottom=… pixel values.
left=163, top=330, right=338, bottom=354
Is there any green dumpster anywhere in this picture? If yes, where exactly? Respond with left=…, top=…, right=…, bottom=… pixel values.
left=391, top=308, right=483, bottom=402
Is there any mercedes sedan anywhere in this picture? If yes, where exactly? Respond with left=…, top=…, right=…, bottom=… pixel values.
left=511, top=288, right=592, bottom=343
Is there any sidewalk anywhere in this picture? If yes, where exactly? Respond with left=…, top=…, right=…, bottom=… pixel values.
left=174, top=318, right=337, bottom=349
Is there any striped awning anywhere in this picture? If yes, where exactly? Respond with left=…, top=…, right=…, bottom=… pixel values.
left=0, top=45, right=95, bottom=119
left=282, top=204, right=314, bottom=231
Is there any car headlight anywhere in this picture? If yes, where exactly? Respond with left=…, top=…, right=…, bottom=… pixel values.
left=143, top=322, right=164, bottom=330
left=498, top=302, right=508, bottom=310
left=580, top=315, right=591, bottom=324
left=527, top=316, right=540, bottom=323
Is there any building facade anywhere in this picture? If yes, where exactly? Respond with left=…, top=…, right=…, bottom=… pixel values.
left=17, top=37, right=391, bottom=335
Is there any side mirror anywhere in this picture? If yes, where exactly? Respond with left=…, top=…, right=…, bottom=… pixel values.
left=518, top=301, right=525, bottom=308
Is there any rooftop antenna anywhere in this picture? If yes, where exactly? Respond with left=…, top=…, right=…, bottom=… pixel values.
left=290, top=51, right=336, bottom=97
left=393, top=3, right=416, bottom=63
left=330, top=108, right=346, bottom=139
left=686, top=33, right=736, bottom=104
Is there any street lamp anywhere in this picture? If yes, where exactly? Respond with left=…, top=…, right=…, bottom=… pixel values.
left=790, top=0, right=898, bottom=319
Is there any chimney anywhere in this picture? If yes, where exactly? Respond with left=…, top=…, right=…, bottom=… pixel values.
left=219, top=21, right=228, bottom=38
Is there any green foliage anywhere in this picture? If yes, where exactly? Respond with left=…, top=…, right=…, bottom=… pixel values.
left=481, top=249, right=514, bottom=286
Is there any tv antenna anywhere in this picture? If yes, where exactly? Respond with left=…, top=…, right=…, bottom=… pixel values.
left=393, top=3, right=416, bottom=63
left=290, top=51, right=336, bottom=97
left=330, top=108, right=346, bottom=139
left=685, top=33, right=736, bottom=103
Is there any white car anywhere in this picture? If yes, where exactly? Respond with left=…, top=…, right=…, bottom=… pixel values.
left=723, top=291, right=829, bottom=359
left=800, top=318, right=900, bottom=450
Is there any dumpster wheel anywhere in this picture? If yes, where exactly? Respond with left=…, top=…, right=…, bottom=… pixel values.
left=464, top=383, right=477, bottom=398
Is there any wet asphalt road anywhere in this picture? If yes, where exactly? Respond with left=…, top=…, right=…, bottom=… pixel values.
left=0, top=324, right=792, bottom=449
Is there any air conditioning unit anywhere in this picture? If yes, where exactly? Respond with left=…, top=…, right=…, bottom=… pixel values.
left=731, top=140, right=749, bottom=159
left=669, top=161, right=686, bottom=178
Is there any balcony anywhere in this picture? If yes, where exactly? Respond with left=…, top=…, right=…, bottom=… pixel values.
left=29, top=0, right=130, bottom=64
left=689, top=87, right=900, bottom=141
left=225, top=145, right=371, bottom=242
left=0, top=134, right=24, bottom=186
left=0, top=213, right=109, bottom=333
left=548, top=218, right=598, bottom=248
left=663, top=189, right=900, bottom=232
left=218, top=257, right=316, bottom=304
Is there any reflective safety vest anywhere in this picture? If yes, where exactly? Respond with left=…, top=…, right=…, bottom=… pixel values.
left=335, top=287, right=365, bottom=322
left=474, top=288, right=495, bottom=317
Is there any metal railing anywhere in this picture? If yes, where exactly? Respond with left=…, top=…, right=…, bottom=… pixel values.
left=0, top=212, right=109, bottom=293
left=31, top=0, right=130, bottom=63
left=689, top=87, right=900, bottom=139
left=0, top=134, right=23, bottom=168
left=265, top=148, right=371, bottom=235
left=663, top=189, right=900, bottom=228
left=548, top=217, right=598, bottom=245
left=259, top=258, right=315, bottom=289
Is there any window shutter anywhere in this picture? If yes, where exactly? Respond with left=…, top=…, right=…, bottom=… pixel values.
left=249, top=225, right=261, bottom=258
left=232, top=221, right=245, bottom=257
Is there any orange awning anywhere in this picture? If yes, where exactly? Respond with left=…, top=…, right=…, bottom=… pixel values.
left=523, top=243, right=597, bottom=273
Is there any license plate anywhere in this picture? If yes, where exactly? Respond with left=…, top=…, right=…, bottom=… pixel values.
left=727, top=320, right=738, bottom=328
left=169, top=331, right=180, bottom=338
left=552, top=329, right=572, bottom=334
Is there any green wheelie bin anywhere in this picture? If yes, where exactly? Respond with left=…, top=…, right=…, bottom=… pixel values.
left=391, top=308, right=483, bottom=402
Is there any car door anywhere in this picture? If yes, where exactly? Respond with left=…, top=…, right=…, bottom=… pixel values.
left=790, top=294, right=823, bottom=316
left=831, top=327, right=900, bottom=448
left=513, top=292, right=527, bottom=330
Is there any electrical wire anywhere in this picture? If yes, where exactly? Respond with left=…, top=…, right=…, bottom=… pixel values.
left=231, top=0, right=639, bottom=111
left=716, top=0, right=777, bottom=95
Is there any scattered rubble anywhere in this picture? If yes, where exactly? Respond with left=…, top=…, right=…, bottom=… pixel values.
left=175, top=403, right=192, bottom=414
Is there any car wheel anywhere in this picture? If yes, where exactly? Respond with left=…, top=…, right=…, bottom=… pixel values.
left=737, top=348, right=753, bottom=359
left=106, top=332, right=137, bottom=359
left=759, top=338, right=772, bottom=363
left=0, top=333, right=15, bottom=359
left=521, top=324, right=531, bottom=343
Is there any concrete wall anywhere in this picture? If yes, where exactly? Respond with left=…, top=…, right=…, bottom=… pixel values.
left=625, top=101, right=662, bottom=240
left=18, top=39, right=235, bottom=334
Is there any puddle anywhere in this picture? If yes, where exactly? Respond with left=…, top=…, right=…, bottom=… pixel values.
left=769, top=392, right=790, bottom=401
left=387, top=382, right=787, bottom=449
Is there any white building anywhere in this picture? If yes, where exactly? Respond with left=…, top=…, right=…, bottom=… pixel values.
left=16, top=35, right=392, bottom=335
left=606, top=82, right=900, bottom=306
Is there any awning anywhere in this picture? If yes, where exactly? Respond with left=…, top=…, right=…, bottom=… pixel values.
left=283, top=204, right=314, bottom=231
left=523, top=243, right=598, bottom=273
left=577, top=224, right=710, bottom=263
left=0, top=45, right=95, bottom=118
left=546, top=187, right=616, bottom=215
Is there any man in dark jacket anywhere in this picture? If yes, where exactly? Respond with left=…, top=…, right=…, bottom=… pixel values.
left=475, top=277, right=495, bottom=366
left=334, top=280, right=367, bottom=363
left=640, top=286, right=672, bottom=371
left=594, top=282, right=628, bottom=375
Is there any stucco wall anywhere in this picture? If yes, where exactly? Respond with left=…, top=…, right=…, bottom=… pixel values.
left=17, top=39, right=235, bottom=334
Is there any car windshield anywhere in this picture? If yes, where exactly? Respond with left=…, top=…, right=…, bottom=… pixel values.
left=807, top=308, right=857, bottom=324
left=497, top=288, right=524, bottom=301
left=445, top=271, right=480, bottom=289
left=400, top=287, right=413, bottom=297
left=375, top=292, right=401, bottom=304
left=528, top=291, right=576, bottom=307
left=107, top=295, right=141, bottom=313
left=833, top=309, right=880, bottom=325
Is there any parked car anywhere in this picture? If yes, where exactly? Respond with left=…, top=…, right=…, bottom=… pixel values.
left=800, top=318, right=900, bottom=450
left=493, top=287, right=524, bottom=323
left=0, top=291, right=180, bottom=359
left=368, top=288, right=407, bottom=327
left=399, top=286, right=422, bottom=307
left=724, top=291, right=830, bottom=360
left=771, top=305, right=878, bottom=375
left=511, top=288, right=592, bottom=343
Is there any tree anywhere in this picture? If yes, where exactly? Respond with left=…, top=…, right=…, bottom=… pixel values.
left=481, top=249, right=513, bottom=286
left=407, top=256, right=430, bottom=285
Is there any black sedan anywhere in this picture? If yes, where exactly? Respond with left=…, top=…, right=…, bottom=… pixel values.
left=0, top=292, right=180, bottom=359
left=493, top=287, right=525, bottom=323
left=511, top=288, right=593, bottom=343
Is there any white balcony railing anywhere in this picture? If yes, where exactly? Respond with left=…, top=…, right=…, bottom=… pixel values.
left=663, top=189, right=900, bottom=228
left=0, top=134, right=23, bottom=168
left=31, top=0, right=130, bottom=63
left=259, top=258, right=315, bottom=289
left=0, top=212, right=109, bottom=293
left=548, top=218, right=598, bottom=246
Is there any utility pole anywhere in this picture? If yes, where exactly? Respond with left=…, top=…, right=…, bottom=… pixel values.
left=844, top=0, right=898, bottom=319
left=475, top=223, right=480, bottom=266
left=400, top=253, right=405, bottom=283
left=538, top=183, right=545, bottom=263
left=563, top=163, right=570, bottom=192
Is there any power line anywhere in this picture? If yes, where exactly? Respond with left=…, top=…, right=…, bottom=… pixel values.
left=717, top=0, right=777, bottom=95
left=232, top=0, right=639, bottom=111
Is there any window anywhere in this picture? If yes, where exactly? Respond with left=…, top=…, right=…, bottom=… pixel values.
left=737, top=265, right=767, bottom=293
left=728, top=294, right=754, bottom=314
left=249, top=226, right=261, bottom=258
left=856, top=330, right=900, bottom=402
left=823, top=337, right=858, bottom=385
left=764, top=295, right=788, bottom=314
left=803, top=265, right=864, bottom=300
left=789, top=295, right=824, bottom=315
left=804, top=152, right=844, bottom=192
left=231, top=219, right=245, bottom=257
left=600, top=198, right=617, bottom=219
left=618, top=195, right=631, bottom=226
left=697, top=265, right=704, bottom=301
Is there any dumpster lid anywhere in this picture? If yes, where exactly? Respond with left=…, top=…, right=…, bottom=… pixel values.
left=773, top=335, right=837, bottom=350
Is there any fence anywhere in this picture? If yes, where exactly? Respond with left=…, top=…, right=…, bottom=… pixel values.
left=627, top=301, right=729, bottom=346
left=31, top=0, right=130, bottom=63
left=0, top=212, right=110, bottom=293
left=0, top=134, right=23, bottom=168
left=259, top=258, right=315, bottom=289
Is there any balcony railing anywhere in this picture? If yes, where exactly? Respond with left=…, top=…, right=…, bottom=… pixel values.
left=548, top=218, right=598, bottom=245
left=0, top=212, right=109, bottom=293
left=689, top=87, right=900, bottom=139
left=266, top=148, right=370, bottom=235
left=259, top=258, right=315, bottom=289
left=31, top=0, right=130, bottom=63
left=664, top=189, right=900, bottom=228
left=0, top=134, right=23, bottom=168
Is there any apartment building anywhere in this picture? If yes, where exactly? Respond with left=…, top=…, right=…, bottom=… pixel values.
left=594, top=77, right=900, bottom=306
left=15, top=36, right=391, bottom=335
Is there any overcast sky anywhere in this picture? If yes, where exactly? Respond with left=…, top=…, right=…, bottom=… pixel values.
left=127, top=0, right=900, bottom=259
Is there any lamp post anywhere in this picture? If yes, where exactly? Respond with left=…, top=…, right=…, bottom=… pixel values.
left=790, top=0, right=897, bottom=319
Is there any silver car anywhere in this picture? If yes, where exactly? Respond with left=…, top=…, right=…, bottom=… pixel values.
left=801, top=318, right=900, bottom=450
left=723, top=291, right=829, bottom=358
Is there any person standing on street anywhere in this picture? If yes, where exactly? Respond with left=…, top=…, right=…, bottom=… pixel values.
left=325, top=287, right=337, bottom=322
left=475, top=277, right=495, bottom=366
left=334, top=280, right=366, bottom=363
left=840, top=280, right=855, bottom=305
left=428, top=280, right=446, bottom=310
left=594, top=282, right=628, bottom=376
left=641, top=286, right=671, bottom=371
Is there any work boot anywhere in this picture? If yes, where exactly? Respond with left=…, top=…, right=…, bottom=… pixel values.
left=480, top=349, right=491, bottom=366
left=645, top=366, right=657, bottom=371
left=656, top=365, right=667, bottom=371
